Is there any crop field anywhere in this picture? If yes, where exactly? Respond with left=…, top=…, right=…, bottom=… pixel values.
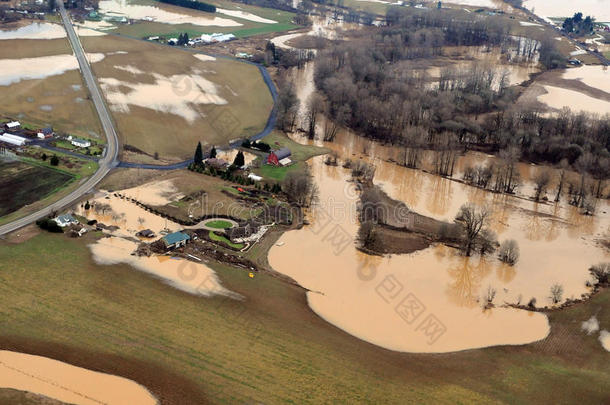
left=0, top=160, right=74, bottom=218
left=81, top=35, right=274, bottom=162
left=0, top=38, right=103, bottom=139
left=108, top=0, right=297, bottom=39
left=0, top=232, right=608, bottom=404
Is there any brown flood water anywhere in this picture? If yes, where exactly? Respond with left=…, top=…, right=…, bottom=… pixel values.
left=271, top=55, right=610, bottom=352
left=0, top=350, right=157, bottom=405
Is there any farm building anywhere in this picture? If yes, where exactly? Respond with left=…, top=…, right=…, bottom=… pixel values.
left=225, top=223, right=258, bottom=242
left=266, top=148, right=292, bottom=166
left=162, top=231, right=191, bottom=249
left=137, top=229, right=155, bottom=238
left=37, top=127, right=54, bottom=139
left=71, top=138, right=91, bottom=148
left=54, top=214, right=79, bottom=228
left=5, top=121, right=20, bottom=130
left=200, top=33, right=236, bottom=43
left=0, top=133, right=28, bottom=146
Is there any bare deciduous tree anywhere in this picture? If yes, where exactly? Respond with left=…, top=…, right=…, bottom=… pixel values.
left=549, top=283, right=564, bottom=304
left=455, top=203, right=491, bottom=256
left=282, top=170, right=318, bottom=207
left=498, top=239, right=519, bottom=265
left=533, top=169, right=551, bottom=201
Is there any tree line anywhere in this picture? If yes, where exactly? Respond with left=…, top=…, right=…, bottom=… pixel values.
left=156, top=0, right=216, bottom=13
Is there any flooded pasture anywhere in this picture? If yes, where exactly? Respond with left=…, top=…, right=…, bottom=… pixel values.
left=216, top=8, right=277, bottom=24
left=0, top=54, right=104, bottom=86
left=98, top=71, right=227, bottom=122
left=0, top=22, right=66, bottom=40
left=537, top=85, right=610, bottom=115
left=98, top=0, right=242, bottom=27
left=0, top=350, right=157, bottom=405
left=523, top=0, right=610, bottom=22
left=89, top=236, right=235, bottom=297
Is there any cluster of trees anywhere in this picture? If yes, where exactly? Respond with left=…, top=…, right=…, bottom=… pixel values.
left=242, top=139, right=271, bottom=152
left=454, top=203, right=519, bottom=265
left=562, top=12, right=595, bottom=36
left=175, top=32, right=190, bottom=46
left=36, top=217, right=63, bottom=233
left=157, top=0, right=216, bottom=13
left=282, top=170, right=318, bottom=207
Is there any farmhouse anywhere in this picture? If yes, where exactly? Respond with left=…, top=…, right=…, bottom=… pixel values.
left=54, top=214, right=79, bottom=228
left=266, top=148, right=292, bottom=166
left=162, top=231, right=190, bottom=249
left=71, top=138, right=91, bottom=148
left=5, top=121, right=20, bottom=130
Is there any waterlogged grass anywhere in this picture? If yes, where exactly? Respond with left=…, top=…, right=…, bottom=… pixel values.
left=0, top=233, right=609, bottom=404
left=209, top=230, right=244, bottom=249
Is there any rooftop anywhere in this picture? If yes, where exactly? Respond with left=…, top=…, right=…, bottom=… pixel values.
left=162, top=231, right=190, bottom=245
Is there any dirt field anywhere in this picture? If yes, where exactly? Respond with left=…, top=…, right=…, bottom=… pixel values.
left=81, top=35, right=274, bottom=162
left=0, top=160, right=74, bottom=217
left=0, top=231, right=608, bottom=404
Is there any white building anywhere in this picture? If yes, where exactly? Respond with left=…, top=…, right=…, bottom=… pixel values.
left=54, top=214, right=79, bottom=228
left=0, top=133, right=28, bottom=146
left=5, top=121, right=20, bottom=129
left=200, top=33, right=236, bottom=43
left=71, top=138, right=91, bottom=148
left=248, top=173, right=262, bottom=182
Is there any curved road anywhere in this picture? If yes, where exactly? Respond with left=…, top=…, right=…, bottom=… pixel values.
left=0, top=2, right=119, bottom=236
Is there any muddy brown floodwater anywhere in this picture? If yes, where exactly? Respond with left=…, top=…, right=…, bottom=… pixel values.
left=270, top=40, right=609, bottom=351
left=0, top=350, right=158, bottom=405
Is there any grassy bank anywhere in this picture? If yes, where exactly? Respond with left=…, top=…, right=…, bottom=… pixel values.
left=0, top=232, right=608, bottom=403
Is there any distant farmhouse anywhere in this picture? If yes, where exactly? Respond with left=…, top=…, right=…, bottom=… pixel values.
left=266, top=147, right=292, bottom=166
left=5, top=121, right=20, bottom=130
left=54, top=214, right=79, bottom=228
left=37, top=127, right=54, bottom=139
left=162, top=231, right=190, bottom=249
left=71, top=138, right=91, bottom=148
left=205, top=157, right=229, bottom=170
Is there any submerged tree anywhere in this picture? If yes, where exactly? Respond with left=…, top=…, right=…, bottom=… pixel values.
left=455, top=203, right=491, bottom=257
left=233, top=150, right=245, bottom=167
left=498, top=239, right=519, bottom=265
left=549, top=283, right=564, bottom=304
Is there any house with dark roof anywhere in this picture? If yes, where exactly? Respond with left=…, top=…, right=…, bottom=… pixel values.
left=162, top=231, right=190, bottom=249
left=137, top=229, right=155, bottom=238
left=266, top=148, right=291, bottom=166
left=205, top=158, right=229, bottom=170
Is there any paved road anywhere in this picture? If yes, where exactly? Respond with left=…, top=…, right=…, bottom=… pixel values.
left=0, top=2, right=119, bottom=236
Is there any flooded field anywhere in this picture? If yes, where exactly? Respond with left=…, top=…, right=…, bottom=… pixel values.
left=98, top=0, right=241, bottom=26
left=0, top=350, right=157, bottom=405
left=538, top=85, right=610, bottom=115
left=0, top=22, right=66, bottom=40
left=562, top=66, right=610, bottom=95
left=99, top=71, right=227, bottom=122
left=523, top=0, right=610, bottom=22
left=0, top=53, right=104, bottom=86
left=119, top=179, right=184, bottom=206
left=216, top=8, right=277, bottom=23
left=89, top=236, right=235, bottom=297
left=270, top=41, right=609, bottom=351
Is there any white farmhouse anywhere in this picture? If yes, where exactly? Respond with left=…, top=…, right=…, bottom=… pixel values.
left=71, top=138, right=91, bottom=148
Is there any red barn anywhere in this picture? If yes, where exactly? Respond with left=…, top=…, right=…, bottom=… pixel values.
left=266, top=147, right=291, bottom=166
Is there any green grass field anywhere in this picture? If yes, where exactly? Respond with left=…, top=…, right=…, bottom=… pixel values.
left=253, top=131, right=329, bottom=181
left=205, top=219, right=233, bottom=229
left=209, top=230, right=244, bottom=248
left=0, top=160, right=74, bottom=217
left=0, top=232, right=609, bottom=404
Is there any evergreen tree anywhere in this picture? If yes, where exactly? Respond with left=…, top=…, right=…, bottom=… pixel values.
left=50, top=155, right=59, bottom=166
left=233, top=150, right=245, bottom=167
left=194, top=141, right=203, bottom=166
left=210, top=146, right=217, bottom=158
